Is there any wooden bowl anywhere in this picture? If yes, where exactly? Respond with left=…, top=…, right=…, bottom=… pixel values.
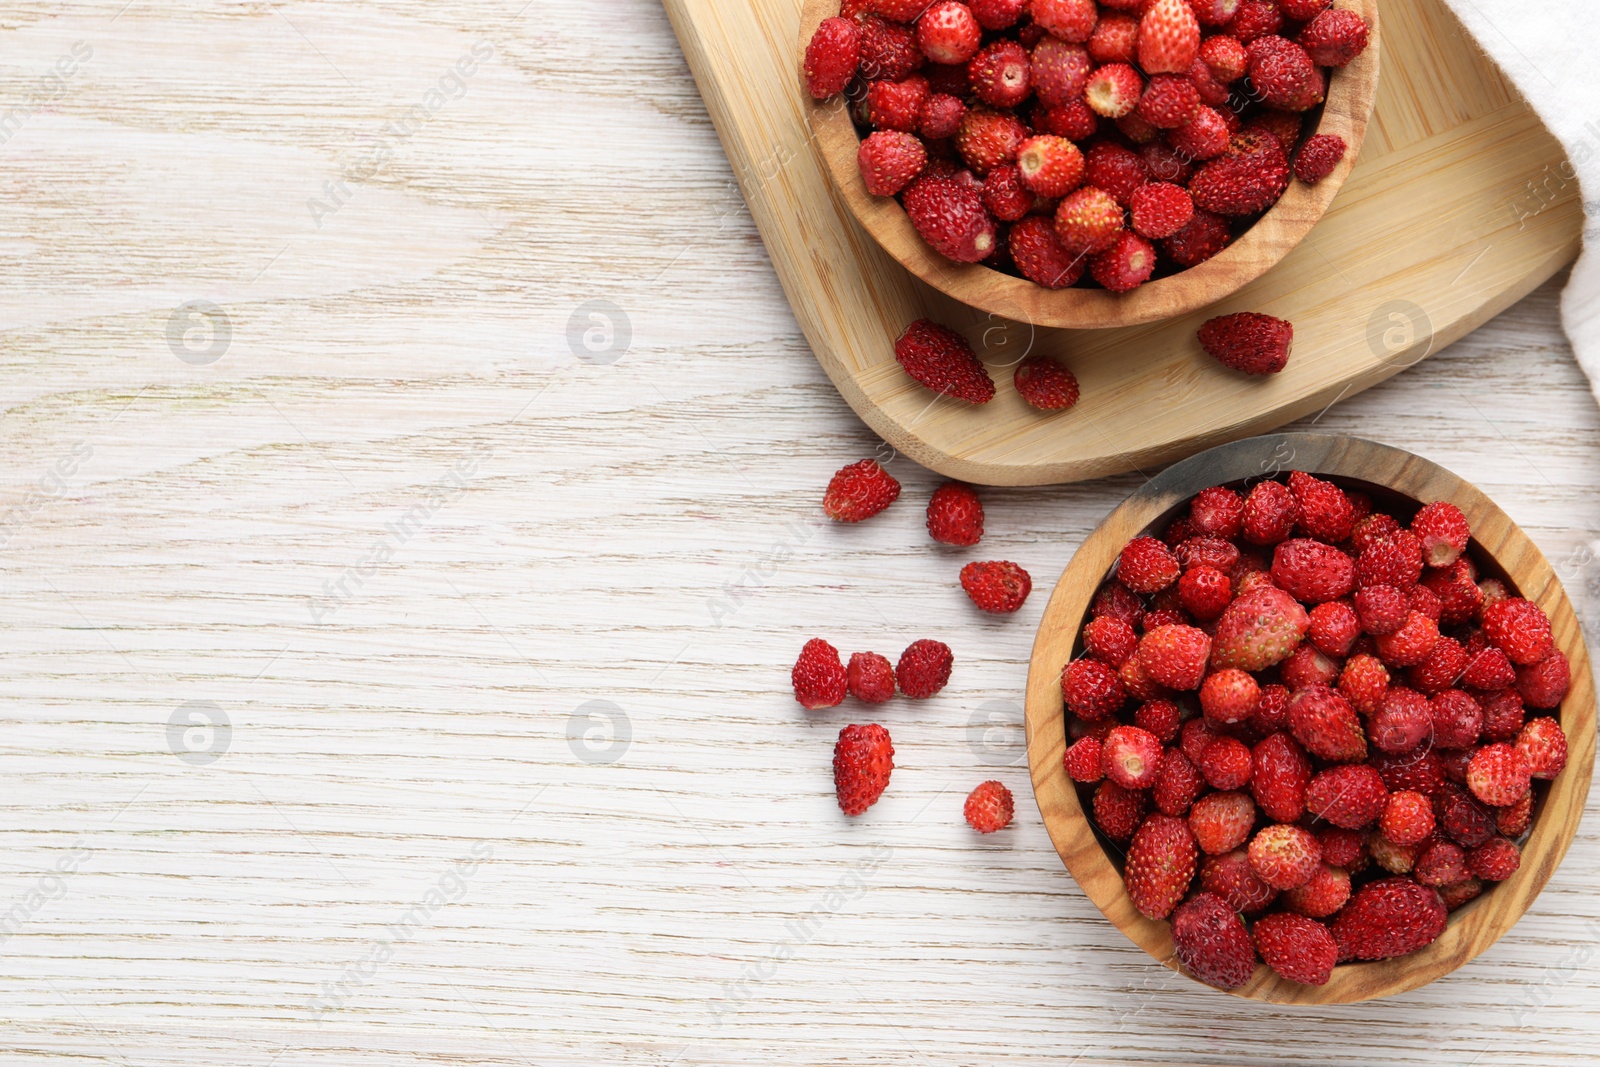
left=798, top=1, right=1382, bottom=330
left=1023, top=433, right=1596, bottom=1002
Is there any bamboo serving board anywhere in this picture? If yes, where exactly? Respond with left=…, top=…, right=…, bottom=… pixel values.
left=663, top=0, right=1584, bottom=486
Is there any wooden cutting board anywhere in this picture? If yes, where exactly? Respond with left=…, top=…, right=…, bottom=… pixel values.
left=662, top=0, right=1583, bottom=486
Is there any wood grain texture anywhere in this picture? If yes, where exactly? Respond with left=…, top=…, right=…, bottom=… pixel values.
left=671, top=0, right=1583, bottom=484
left=1, top=1, right=1599, bottom=1063
left=799, top=0, right=1383, bottom=330
left=1024, top=433, right=1596, bottom=1003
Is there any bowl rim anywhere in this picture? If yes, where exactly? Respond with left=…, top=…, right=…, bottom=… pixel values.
left=797, top=0, right=1382, bottom=330
left=1023, top=432, right=1597, bottom=1003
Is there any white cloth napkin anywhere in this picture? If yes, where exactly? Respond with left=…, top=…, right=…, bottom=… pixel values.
left=1443, top=1, right=1599, bottom=399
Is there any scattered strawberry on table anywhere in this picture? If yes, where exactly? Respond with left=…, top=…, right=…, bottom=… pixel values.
left=805, top=0, right=1368, bottom=291
left=1062, top=471, right=1571, bottom=988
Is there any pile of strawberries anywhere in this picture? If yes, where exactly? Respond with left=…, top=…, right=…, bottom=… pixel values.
left=804, top=0, right=1368, bottom=291
left=1062, top=471, right=1570, bottom=987
left=794, top=461, right=1036, bottom=831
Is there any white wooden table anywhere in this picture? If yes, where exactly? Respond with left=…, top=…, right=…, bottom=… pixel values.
left=2, top=2, right=1598, bottom=1063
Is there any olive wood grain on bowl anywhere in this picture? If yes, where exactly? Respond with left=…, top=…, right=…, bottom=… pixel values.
left=1023, top=433, right=1596, bottom=1002
left=799, top=1, right=1382, bottom=329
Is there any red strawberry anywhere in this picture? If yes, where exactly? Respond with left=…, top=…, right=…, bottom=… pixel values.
left=1434, top=783, right=1496, bottom=848
left=1369, top=686, right=1430, bottom=754
left=1467, top=743, right=1530, bottom=807
left=1408, top=635, right=1468, bottom=694
left=1354, top=584, right=1408, bottom=636
left=1136, top=75, right=1201, bottom=130
left=1201, top=849, right=1278, bottom=914
left=1468, top=837, right=1521, bottom=881
left=1247, top=36, right=1324, bottom=112
left=1085, top=142, right=1150, bottom=205
left=1229, top=0, right=1282, bottom=42
left=1299, top=8, right=1370, bottom=67
left=1031, top=36, right=1093, bottom=107
left=1198, top=736, right=1253, bottom=790
left=1308, top=600, right=1359, bottom=657
left=846, top=651, right=897, bottom=703
left=916, top=1, right=982, bottom=64
left=1293, top=134, right=1347, bottom=184
left=1517, top=716, right=1569, bottom=779
left=960, top=559, right=1032, bottom=613
left=902, top=177, right=1000, bottom=265
left=967, top=39, right=1032, bottom=107
left=834, top=723, right=895, bottom=815
left=824, top=459, right=902, bottom=522
left=1482, top=597, right=1555, bottom=666
left=1139, top=624, right=1211, bottom=690
left=1480, top=688, right=1526, bottom=742
left=793, top=638, right=848, bottom=709
left=1134, top=699, right=1182, bottom=743
left=1013, top=353, right=1082, bottom=410
left=1200, top=668, right=1258, bottom=724
left=1138, top=0, right=1200, bottom=73
left=1162, top=207, right=1231, bottom=266
left=1282, top=863, right=1350, bottom=918
left=1189, top=790, right=1256, bottom=854
left=1241, top=480, right=1298, bottom=546
left=1061, top=657, right=1127, bottom=720
left=1211, top=586, right=1310, bottom=671
left=1035, top=98, right=1100, bottom=140
left=1413, top=841, right=1469, bottom=887
left=1250, top=683, right=1293, bottom=735
left=1054, top=186, right=1125, bottom=253
left=1374, top=611, right=1440, bottom=668
left=1249, top=823, right=1321, bottom=889
left=1032, top=0, right=1098, bottom=42
left=866, top=75, right=932, bottom=132
left=954, top=106, right=1028, bottom=174
left=1408, top=501, right=1470, bottom=567
left=893, top=319, right=996, bottom=402
left=1129, top=181, right=1194, bottom=238
left=1008, top=216, right=1088, bottom=290
left=1064, top=735, right=1105, bottom=782
left=969, top=0, right=1025, bottom=29
left=1253, top=912, right=1336, bottom=986
left=1117, top=535, right=1180, bottom=593
left=1189, top=133, right=1291, bottom=216
left=926, top=481, right=984, bottom=545
left=1015, top=135, right=1086, bottom=197
left=1088, top=12, right=1139, bottom=62
left=1370, top=747, right=1446, bottom=797
left=870, top=0, right=935, bottom=20
left=897, top=638, right=953, bottom=698
left=1379, top=790, right=1435, bottom=846
left=964, top=779, right=1015, bottom=832
left=1368, top=834, right=1419, bottom=875
left=805, top=17, right=862, bottom=99
left=1125, top=813, right=1200, bottom=919
left=1084, top=62, right=1144, bottom=118
left=920, top=92, right=967, bottom=139
left=1287, top=471, right=1355, bottom=543
left=1287, top=684, right=1366, bottom=762
left=1154, top=746, right=1205, bottom=815
left=981, top=164, right=1033, bottom=221
left=1497, top=791, right=1534, bottom=837
left=1356, top=530, right=1423, bottom=589
left=1171, top=892, right=1258, bottom=989
left=1305, top=763, right=1387, bottom=829
left=1251, top=731, right=1311, bottom=822
left=1179, top=565, right=1232, bottom=621
left=858, top=130, right=928, bottom=196
left=1083, top=615, right=1139, bottom=666
left=1092, top=779, right=1148, bottom=841
left=1197, top=312, right=1293, bottom=375
left=1090, top=231, right=1157, bottom=291
left=1200, top=34, right=1249, bottom=81
left=858, top=15, right=926, bottom=81
left=1271, top=538, right=1355, bottom=603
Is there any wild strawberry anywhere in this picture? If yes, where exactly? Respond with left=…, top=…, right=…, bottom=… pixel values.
left=1197, top=312, right=1293, bottom=375
left=1180, top=717, right=1220, bottom=765
left=1253, top=912, right=1336, bottom=986
left=1035, top=98, right=1100, bottom=140
left=1354, top=584, right=1408, bottom=636
left=1299, top=8, right=1370, bottom=67
left=1179, top=565, right=1233, bottom=621
left=1084, top=62, right=1144, bottom=118
left=964, top=779, right=1015, bottom=832
left=960, top=560, right=1032, bottom=613
left=1169, top=108, right=1230, bottom=164
left=967, top=39, right=1031, bottom=107
left=1423, top=560, right=1483, bottom=626
left=1132, top=76, right=1198, bottom=131
left=1031, top=37, right=1093, bottom=106
left=1403, top=502, right=1469, bottom=570
left=1229, top=0, right=1283, bottom=42
left=1498, top=790, right=1534, bottom=837
left=1428, top=688, right=1481, bottom=749
left=793, top=639, right=848, bottom=709
left=1338, top=653, right=1389, bottom=715
left=1090, top=231, right=1157, bottom=291
left=1008, top=358, right=1080, bottom=419
left=1134, top=699, right=1182, bottom=744
left=858, top=130, right=928, bottom=196
left=1468, top=837, right=1521, bottom=881
left=1190, top=0, right=1242, bottom=25
left=1139, top=624, right=1211, bottom=689
left=1064, top=735, right=1105, bottom=782
left=1196, top=670, right=1254, bottom=726
left=1288, top=684, right=1365, bottom=762
left=1374, top=612, right=1440, bottom=668
left=1378, top=790, right=1435, bottom=846
left=1480, top=688, right=1525, bottom=743
left=1249, top=823, right=1321, bottom=890
left=1331, top=878, right=1447, bottom=961
left=1307, top=601, right=1359, bottom=658
left=955, top=106, right=1028, bottom=174
left=1305, top=763, right=1387, bottom=830
left=1188, top=56, right=1231, bottom=107
left=1465, top=743, right=1530, bottom=808
left=1179, top=487, right=1241, bottom=541
left=1015, top=136, right=1086, bottom=199
left=1368, top=833, right=1418, bottom=875
left=824, top=458, right=902, bottom=522
left=846, top=651, right=897, bottom=703
left=1121, top=650, right=1171, bottom=702
left=897, top=638, right=953, bottom=698
left=981, top=164, right=1033, bottom=221
left=1117, top=535, right=1180, bottom=593
left=1293, top=134, right=1347, bottom=184
left=894, top=318, right=996, bottom=402
left=1413, top=840, right=1470, bottom=887
left=1281, top=643, right=1338, bottom=692
left=1211, top=586, right=1309, bottom=671
left=1281, top=0, right=1330, bottom=17
left=867, top=75, right=931, bottom=132
left=1282, top=864, right=1350, bottom=919
left=870, top=0, right=934, bottom=19
left=1189, top=132, right=1291, bottom=215
left=1408, top=636, right=1468, bottom=694
left=1371, top=747, right=1446, bottom=797
left=926, top=481, right=983, bottom=546
left=1171, top=892, right=1258, bottom=989
left=1088, top=12, right=1139, bottom=62
left=1200, top=34, right=1249, bottom=82
left=1369, top=686, right=1430, bottom=755
left=968, top=0, right=1026, bottom=29
left=1350, top=512, right=1402, bottom=554
left=1092, top=779, right=1148, bottom=841
left=1143, top=607, right=1186, bottom=630
left=805, top=17, right=862, bottom=99
left=1054, top=186, right=1125, bottom=252
left=1518, top=716, right=1569, bottom=779
left=1084, top=142, right=1150, bottom=204
left=1249, top=731, right=1309, bottom=822
left=834, top=723, right=895, bottom=815
left=1271, top=539, right=1354, bottom=604
left=1138, top=0, right=1200, bottom=73
left=1062, top=657, right=1127, bottom=720
left=1482, top=597, right=1555, bottom=666
left=1199, top=736, right=1253, bottom=790
left=1436, top=792, right=1496, bottom=855
left=1083, top=615, right=1139, bottom=667
left=1125, top=814, right=1199, bottom=919
left=1187, top=790, right=1254, bottom=855
left=1176, top=536, right=1241, bottom=572
left=1154, top=747, right=1205, bottom=815
left=1241, top=480, right=1298, bottom=546
left=1283, top=472, right=1351, bottom=544
left=1201, top=849, right=1278, bottom=914
left=1033, top=0, right=1098, bottom=42
left=1126, top=181, right=1194, bottom=239
left=903, top=176, right=1001, bottom=264
left=917, top=1, right=982, bottom=64
left=917, top=94, right=965, bottom=140
left=1321, top=829, right=1371, bottom=870
left=1247, top=36, right=1324, bottom=112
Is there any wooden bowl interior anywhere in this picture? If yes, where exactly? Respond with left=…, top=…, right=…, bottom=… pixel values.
left=1024, top=433, right=1596, bottom=1003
